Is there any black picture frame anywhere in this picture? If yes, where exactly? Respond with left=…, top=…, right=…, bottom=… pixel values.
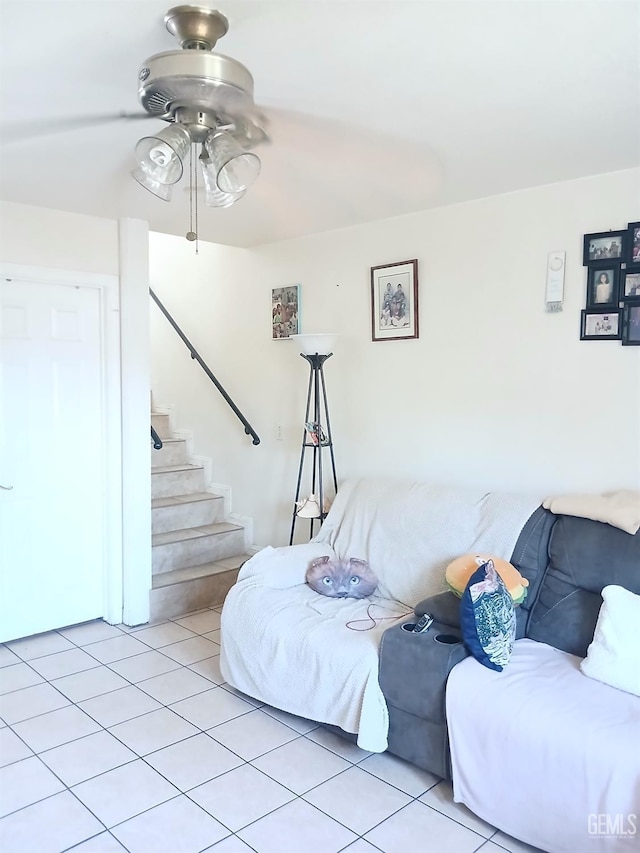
left=370, top=259, right=419, bottom=342
left=621, top=300, right=640, bottom=346
left=582, top=230, right=625, bottom=266
left=621, top=269, right=640, bottom=300
left=626, top=221, right=640, bottom=267
left=585, top=264, right=621, bottom=309
left=580, top=309, right=621, bottom=341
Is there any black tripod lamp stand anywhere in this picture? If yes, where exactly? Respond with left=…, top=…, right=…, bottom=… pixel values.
left=289, top=339, right=338, bottom=545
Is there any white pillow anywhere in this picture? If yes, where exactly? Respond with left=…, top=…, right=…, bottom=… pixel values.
left=580, top=585, right=640, bottom=697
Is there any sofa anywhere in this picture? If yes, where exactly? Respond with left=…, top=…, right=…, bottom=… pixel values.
left=220, top=478, right=640, bottom=853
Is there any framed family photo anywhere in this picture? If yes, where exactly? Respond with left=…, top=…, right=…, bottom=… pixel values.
left=622, top=270, right=640, bottom=299
left=370, top=259, right=419, bottom=342
left=580, top=309, right=621, bottom=341
left=582, top=230, right=625, bottom=266
left=622, top=300, right=640, bottom=346
left=272, top=285, right=300, bottom=340
left=626, top=221, right=640, bottom=267
left=586, top=265, right=620, bottom=309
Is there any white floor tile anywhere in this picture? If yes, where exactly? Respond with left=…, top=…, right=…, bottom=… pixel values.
left=492, top=831, right=545, bottom=853
left=175, top=611, right=221, bottom=634
left=219, top=684, right=263, bottom=707
left=0, top=663, right=44, bottom=695
left=6, top=632, right=75, bottom=661
left=359, top=751, right=440, bottom=797
left=260, top=704, right=319, bottom=734
left=189, top=764, right=294, bottom=831
left=0, top=646, right=21, bottom=668
left=0, top=755, right=65, bottom=817
left=341, top=841, right=385, bottom=853
left=137, top=667, right=213, bottom=705
left=420, top=780, right=496, bottom=838
left=253, top=736, right=350, bottom=795
left=78, top=685, right=162, bottom=728
left=84, top=635, right=151, bottom=664
left=59, top=621, right=126, bottom=646
left=68, top=831, right=129, bottom=852
left=305, top=727, right=371, bottom=763
left=209, top=709, right=299, bottom=761
left=134, top=623, right=197, bottom=649
left=0, top=790, right=104, bottom=853
left=188, top=655, right=224, bottom=684
left=108, top=650, right=180, bottom=683
left=0, top=728, right=33, bottom=767
left=364, top=800, right=485, bottom=853
left=0, top=683, right=70, bottom=725
left=39, top=730, right=137, bottom=786
left=28, top=648, right=101, bottom=680
left=237, top=798, right=357, bottom=853
left=52, top=666, right=129, bottom=703
left=109, top=707, right=199, bottom=755
left=159, top=636, right=220, bottom=666
left=111, top=794, right=229, bottom=853
left=202, top=629, right=221, bottom=644
left=304, top=765, right=411, bottom=835
left=145, top=733, right=242, bottom=791
left=170, top=687, right=254, bottom=730
left=203, top=836, right=256, bottom=853
left=13, top=704, right=101, bottom=753
left=72, top=759, right=180, bottom=827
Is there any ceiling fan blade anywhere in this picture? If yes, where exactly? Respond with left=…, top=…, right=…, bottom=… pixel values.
left=1, top=112, right=153, bottom=145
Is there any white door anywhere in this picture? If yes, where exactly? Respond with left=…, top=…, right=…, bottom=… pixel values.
left=0, top=277, right=107, bottom=642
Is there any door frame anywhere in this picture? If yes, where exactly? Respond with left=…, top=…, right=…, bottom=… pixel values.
left=1, top=262, right=123, bottom=625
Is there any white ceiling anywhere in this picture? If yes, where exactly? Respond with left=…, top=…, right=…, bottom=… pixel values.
left=0, top=0, right=638, bottom=247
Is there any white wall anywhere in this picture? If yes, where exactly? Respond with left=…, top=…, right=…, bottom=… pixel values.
left=150, top=169, right=640, bottom=547
left=0, top=201, right=119, bottom=273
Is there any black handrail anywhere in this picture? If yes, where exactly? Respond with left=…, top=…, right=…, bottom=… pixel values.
left=151, top=426, right=163, bottom=450
left=150, top=288, right=260, bottom=446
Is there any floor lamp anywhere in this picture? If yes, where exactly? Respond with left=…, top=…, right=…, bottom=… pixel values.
left=289, top=335, right=338, bottom=545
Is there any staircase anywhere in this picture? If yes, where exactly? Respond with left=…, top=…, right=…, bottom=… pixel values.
left=150, top=410, right=251, bottom=621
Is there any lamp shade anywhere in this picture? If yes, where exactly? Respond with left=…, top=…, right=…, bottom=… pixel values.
left=204, top=130, right=261, bottom=194
left=290, top=334, right=337, bottom=355
left=201, top=157, right=245, bottom=208
left=131, top=167, right=172, bottom=201
left=135, top=124, right=191, bottom=185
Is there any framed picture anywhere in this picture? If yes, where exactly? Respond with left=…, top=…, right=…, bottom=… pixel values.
left=622, top=300, right=640, bottom=346
left=272, top=285, right=300, bottom=340
left=371, top=259, right=419, bottom=342
left=585, top=265, right=620, bottom=309
left=626, top=221, right=640, bottom=267
left=622, top=270, right=640, bottom=299
left=582, top=230, right=625, bottom=266
left=580, top=309, right=621, bottom=341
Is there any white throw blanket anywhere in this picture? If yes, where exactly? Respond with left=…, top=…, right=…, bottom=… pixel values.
left=221, top=478, right=540, bottom=751
left=543, top=490, right=640, bottom=535
left=447, top=639, right=640, bottom=853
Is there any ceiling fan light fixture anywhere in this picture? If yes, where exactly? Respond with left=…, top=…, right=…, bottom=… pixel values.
left=204, top=130, right=261, bottom=194
left=135, top=123, right=191, bottom=184
left=201, top=159, right=245, bottom=207
left=131, top=167, right=173, bottom=201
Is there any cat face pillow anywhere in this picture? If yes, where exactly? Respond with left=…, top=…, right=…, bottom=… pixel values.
left=306, top=556, right=378, bottom=599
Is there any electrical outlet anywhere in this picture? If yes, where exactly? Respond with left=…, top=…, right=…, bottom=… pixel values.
left=275, top=424, right=283, bottom=441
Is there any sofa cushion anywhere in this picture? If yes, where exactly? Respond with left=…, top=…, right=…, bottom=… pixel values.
left=526, top=515, right=640, bottom=657
left=460, top=561, right=516, bottom=672
left=581, top=585, right=640, bottom=697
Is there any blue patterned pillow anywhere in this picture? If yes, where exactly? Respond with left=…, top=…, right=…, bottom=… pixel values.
left=460, top=559, right=516, bottom=672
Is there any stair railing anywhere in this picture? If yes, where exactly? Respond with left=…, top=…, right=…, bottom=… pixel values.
left=151, top=426, right=163, bottom=450
left=150, top=288, right=260, bottom=446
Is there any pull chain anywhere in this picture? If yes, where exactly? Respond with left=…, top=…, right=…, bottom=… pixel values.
left=186, top=143, right=198, bottom=250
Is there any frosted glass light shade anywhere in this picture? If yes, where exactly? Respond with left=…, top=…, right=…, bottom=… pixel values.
left=204, top=131, right=261, bottom=194
left=290, top=334, right=337, bottom=355
left=131, top=167, right=172, bottom=201
left=135, top=124, right=191, bottom=185
left=201, top=159, right=245, bottom=208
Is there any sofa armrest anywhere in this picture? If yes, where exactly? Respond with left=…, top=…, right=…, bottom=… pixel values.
left=414, top=591, right=461, bottom=630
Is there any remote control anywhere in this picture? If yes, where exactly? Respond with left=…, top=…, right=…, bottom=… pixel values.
left=412, top=613, right=434, bottom=633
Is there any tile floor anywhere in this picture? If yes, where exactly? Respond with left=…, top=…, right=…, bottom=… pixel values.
left=0, top=607, right=542, bottom=853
